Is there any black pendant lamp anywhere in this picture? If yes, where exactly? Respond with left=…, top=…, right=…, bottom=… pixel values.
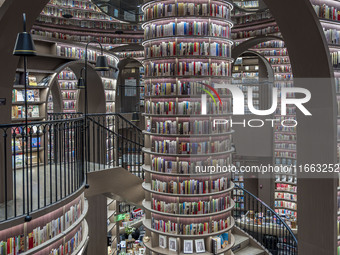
left=131, top=112, right=140, bottom=122
left=13, top=14, right=36, bottom=56
left=95, top=55, right=110, bottom=71
left=77, top=67, right=85, bottom=89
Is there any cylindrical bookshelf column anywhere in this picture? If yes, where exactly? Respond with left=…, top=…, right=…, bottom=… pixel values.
left=142, top=1, right=235, bottom=254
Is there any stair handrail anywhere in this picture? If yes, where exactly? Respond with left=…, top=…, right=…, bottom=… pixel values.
left=233, top=183, right=298, bottom=254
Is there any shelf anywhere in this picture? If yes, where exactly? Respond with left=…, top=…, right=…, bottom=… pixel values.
left=13, top=85, right=50, bottom=89
left=142, top=164, right=233, bottom=177
left=233, top=18, right=275, bottom=29
left=275, top=206, right=297, bottom=211
left=16, top=68, right=56, bottom=74
left=143, top=36, right=233, bottom=46
left=142, top=147, right=235, bottom=158
left=274, top=140, right=296, bottom=144
left=12, top=101, right=45, bottom=105
left=143, top=56, right=233, bottom=63
left=143, top=130, right=234, bottom=138
left=143, top=16, right=233, bottom=28
left=274, top=189, right=297, bottom=194
left=143, top=217, right=234, bottom=238
left=274, top=197, right=297, bottom=203
left=144, top=233, right=235, bottom=255
left=274, top=148, right=297, bottom=153
left=275, top=181, right=297, bottom=185
left=144, top=75, right=231, bottom=80
left=142, top=113, right=232, bottom=118
left=22, top=199, right=88, bottom=255
left=71, top=221, right=89, bottom=255
left=143, top=200, right=235, bottom=218
left=142, top=182, right=234, bottom=198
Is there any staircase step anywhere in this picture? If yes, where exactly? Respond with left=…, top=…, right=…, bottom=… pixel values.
left=232, top=234, right=249, bottom=252
left=234, top=246, right=265, bottom=255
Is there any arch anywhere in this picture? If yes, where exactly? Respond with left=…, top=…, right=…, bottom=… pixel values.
left=56, top=60, right=106, bottom=114
left=232, top=35, right=284, bottom=59
left=233, top=49, right=275, bottom=82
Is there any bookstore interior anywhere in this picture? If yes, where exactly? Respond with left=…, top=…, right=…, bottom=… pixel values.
left=0, top=0, right=339, bottom=254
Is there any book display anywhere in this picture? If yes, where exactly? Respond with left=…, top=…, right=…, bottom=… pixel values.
left=103, top=77, right=117, bottom=113
left=142, top=0, right=235, bottom=254
left=0, top=194, right=88, bottom=255
left=57, top=68, right=79, bottom=113
left=33, top=0, right=143, bottom=47
left=12, top=73, right=54, bottom=122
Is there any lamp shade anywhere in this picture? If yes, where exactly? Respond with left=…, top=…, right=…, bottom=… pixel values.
left=131, top=112, right=140, bottom=122
left=95, top=55, right=110, bottom=71
left=13, top=32, right=36, bottom=56
left=77, top=77, right=85, bottom=89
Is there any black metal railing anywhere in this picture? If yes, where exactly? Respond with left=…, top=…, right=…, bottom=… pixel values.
left=0, top=117, right=85, bottom=222
left=48, top=112, right=144, bottom=178
left=232, top=184, right=298, bottom=255
left=0, top=112, right=144, bottom=223
left=86, top=113, right=144, bottom=179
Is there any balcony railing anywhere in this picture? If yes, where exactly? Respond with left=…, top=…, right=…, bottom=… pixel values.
left=0, top=117, right=85, bottom=222
left=233, top=184, right=298, bottom=255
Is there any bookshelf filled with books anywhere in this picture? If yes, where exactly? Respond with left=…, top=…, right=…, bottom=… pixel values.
left=57, top=68, right=79, bottom=113
left=33, top=0, right=143, bottom=47
left=12, top=72, right=55, bottom=122
left=142, top=0, right=235, bottom=254
left=0, top=194, right=88, bottom=255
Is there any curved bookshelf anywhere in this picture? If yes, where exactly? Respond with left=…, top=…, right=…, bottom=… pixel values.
left=142, top=0, right=235, bottom=253
left=142, top=164, right=235, bottom=177
left=143, top=130, right=234, bottom=138
left=142, top=182, right=234, bottom=198
left=143, top=218, right=235, bottom=238
left=0, top=194, right=88, bottom=255
left=142, top=148, right=235, bottom=158
left=143, top=234, right=235, bottom=255
left=143, top=200, right=235, bottom=218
